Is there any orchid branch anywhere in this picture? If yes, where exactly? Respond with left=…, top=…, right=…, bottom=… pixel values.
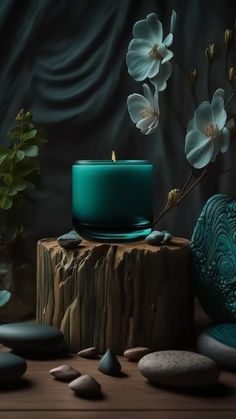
left=220, top=162, right=236, bottom=175
left=152, top=168, right=208, bottom=227
left=206, top=62, right=212, bottom=100
left=180, top=169, right=194, bottom=194
left=225, top=89, right=236, bottom=108
left=173, top=57, right=198, bottom=107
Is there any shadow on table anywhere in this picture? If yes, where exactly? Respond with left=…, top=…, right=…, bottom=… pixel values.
left=147, top=381, right=234, bottom=398
left=73, top=392, right=106, bottom=401
left=11, top=350, right=75, bottom=361
left=0, top=378, right=34, bottom=392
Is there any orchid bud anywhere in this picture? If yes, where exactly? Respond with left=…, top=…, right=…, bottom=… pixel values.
left=167, top=188, right=180, bottom=206
left=228, top=66, right=236, bottom=81
left=224, top=29, right=233, bottom=45
left=25, top=111, right=32, bottom=121
left=205, top=43, right=216, bottom=62
left=15, top=109, right=25, bottom=121
left=188, top=69, right=198, bottom=89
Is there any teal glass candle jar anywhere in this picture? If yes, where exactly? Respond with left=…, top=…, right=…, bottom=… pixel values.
left=72, top=160, right=153, bottom=242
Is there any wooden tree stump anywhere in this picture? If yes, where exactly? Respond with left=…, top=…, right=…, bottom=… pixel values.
left=36, top=238, right=194, bottom=354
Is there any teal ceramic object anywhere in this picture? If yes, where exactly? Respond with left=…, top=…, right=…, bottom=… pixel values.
left=208, top=323, right=236, bottom=348
left=191, top=194, right=236, bottom=322
left=197, top=324, right=236, bottom=371
left=72, top=160, right=153, bottom=242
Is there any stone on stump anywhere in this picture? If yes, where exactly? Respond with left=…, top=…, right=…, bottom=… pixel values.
left=36, top=238, right=194, bottom=354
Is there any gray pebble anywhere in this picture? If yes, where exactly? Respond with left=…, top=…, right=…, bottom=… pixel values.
left=138, top=350, right=220, bottom=388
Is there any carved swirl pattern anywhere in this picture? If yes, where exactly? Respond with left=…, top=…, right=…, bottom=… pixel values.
left=191, top=194, right=236, bottom=321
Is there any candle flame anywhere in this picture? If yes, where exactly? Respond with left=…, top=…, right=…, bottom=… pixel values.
left=111, top=150, right=116, bottom=162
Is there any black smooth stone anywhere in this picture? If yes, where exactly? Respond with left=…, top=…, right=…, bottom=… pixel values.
left=57, top=230, right=82, bottom=249
left=0, top=352, right=27, bottom=383
left=0, top=323, right=65, bottom=356
left=98, top=348, right=121, bottom=376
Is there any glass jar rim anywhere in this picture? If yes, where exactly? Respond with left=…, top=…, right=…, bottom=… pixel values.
left=73, top=160, right=152, bottom=165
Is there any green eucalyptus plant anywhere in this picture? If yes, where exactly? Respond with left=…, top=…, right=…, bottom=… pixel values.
left=0, top=109, right=47, bottom=244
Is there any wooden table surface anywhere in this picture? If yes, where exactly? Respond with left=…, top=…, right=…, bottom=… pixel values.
left=0, top=302, right=235, bottom=419
left=0, top=346, right=235, bottom=419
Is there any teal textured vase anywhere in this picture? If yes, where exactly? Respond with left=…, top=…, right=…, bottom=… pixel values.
left=197, top=323, right=236, bottom=371
left=191, top=194, right=236, bottom=322
left=72, top=160, right=153, bottom=242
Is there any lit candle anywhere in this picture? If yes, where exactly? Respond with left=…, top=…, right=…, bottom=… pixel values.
left=72, top=153, right=153, bottom=242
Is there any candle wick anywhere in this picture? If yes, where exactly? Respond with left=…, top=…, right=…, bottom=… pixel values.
left=111, top=150, right=116, bottom=162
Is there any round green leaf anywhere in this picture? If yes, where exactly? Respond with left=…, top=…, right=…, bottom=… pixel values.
left=23, top=129, right=37, bottom=141
left=16, top=150, right=25, bottom=162
left=0, top=186, right=9, bottom=196
left=23, top=145, right=39, bottom=157
left=0, top=290, right=11, bottom=307
left=25, top=111, right=33, bottom=121
left=8, top=177, right=28, bottom=195
left=3, top=174, right=13, bottom=186
left=0, top=196, right=13, bottom=210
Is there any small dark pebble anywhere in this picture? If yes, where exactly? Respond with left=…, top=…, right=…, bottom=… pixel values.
left=57, top=230, right=82, bottom=249
left=146, top=230, right=172, bottom=245
left=163, top=232, right=173, bottom=243
left=77, top=347, right=98, bottom=359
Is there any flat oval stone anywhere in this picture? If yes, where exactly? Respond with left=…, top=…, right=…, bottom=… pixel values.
left=98, top=348, right=121, bottom=376
left=57, top=230, right=82, bottom=249
left=197, top=324, right=236, bottom=371
left=69, top=374, right=101, bottom=398
left=77, top=347, right=98, bottom=359
left=0, top=352, right=27, bottom=383
left=0, top=323, right=65, bottom=355
left=138, top=350, right=220, bottom=388
left=49, top=364, right=81, bottom=382
left=124, top=347, right=151, bottom=362
left=191, top=194, right=236, bottom=321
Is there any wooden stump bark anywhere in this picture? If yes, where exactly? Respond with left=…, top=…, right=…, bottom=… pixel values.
left=37, top=238, right=194, bottom=354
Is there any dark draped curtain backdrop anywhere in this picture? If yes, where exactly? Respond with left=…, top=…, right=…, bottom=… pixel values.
left=1, top=0, right=236, bottom=250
